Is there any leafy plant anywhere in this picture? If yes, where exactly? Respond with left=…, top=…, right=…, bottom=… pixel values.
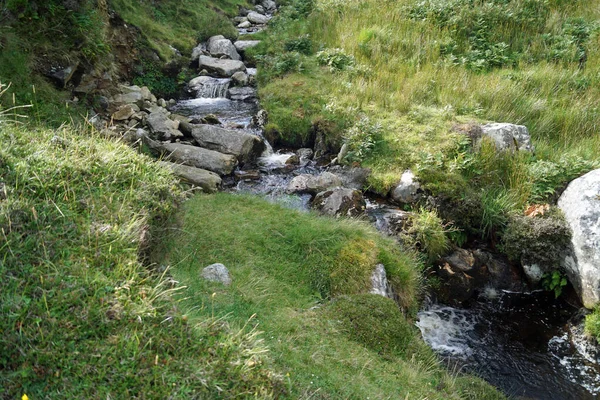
left=405, top=208, right=452, bottom=262
left=541, top=270, right=568, bottom=298
left=316, top=48, right=356, bottom=71
left=343, top=116, right=382, bottom=163
left=284, top=34, right=313, bottom=55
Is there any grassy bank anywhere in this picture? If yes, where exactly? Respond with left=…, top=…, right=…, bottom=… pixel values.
left=155, top=193, right=503, bottom=399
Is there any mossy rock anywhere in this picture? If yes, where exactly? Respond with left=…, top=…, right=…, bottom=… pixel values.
left=325, top=294, right=414, bottom=357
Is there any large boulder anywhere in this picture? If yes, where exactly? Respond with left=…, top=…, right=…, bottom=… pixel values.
left=479, top=123, right=533, bottom=152
left=207, top=35, right=241, bottom=61
left=159, top=162, right=222, bottom=193
left=143, top=136, right=238, bottom=175
left=191, top=125, right=265, bottom=164
left=286, top=172, right=343, bottom=195
left=558, top=169, right=600, bottom=308
left=198, top=56, right=246, bottom=77
left=313, top=188, right=366, bottom=217
left=247, top=11, right=269, bottom=24
left=390, top=170, right=421, bottom=204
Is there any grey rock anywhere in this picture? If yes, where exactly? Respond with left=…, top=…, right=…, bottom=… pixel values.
left=287, top=172, right=343, bottom=195
left=198, top=56, right=246, bottom=77
left=227, top=86, right=257, bottom=102
left=390, top=170, right=421, bottom=204
left=234, top=40, right=261, bottom=53
left=207, top=35, right=241, bottom=61
left=329, top=166, right=371, bottom=190
left=313, top=188, right=366, bottom=217
left=201, top=263, right=231, bottom=285
left=146, top=111, right=183, bottom=141
left=370, top=264, right=394, bottom=299
left=558, top=169, right=600, bottom=309
left=237, top=21, right=252, bottom=29
left=297, top=148, right=314, bottom=160
left=143, top=136, right=238, bottom=175
left=336, top=143, right=349, bottom=164
left=157, top=98, right=167, bottom=108
left=255, top=5, right=266, bottom=14
left=159, top=161, right=222, bottom=193
left=247, top=11, right=269, bottom=24
left=480, top=123, right=533, bottom=152
left=112, top=105, right=136, bottom=121
left=191, top=43, right=207, bottom=62
left=262, top=0, right=277, bottom=12
left=123, top=128, right=147, bottom=144
left=47, top=63, right=78, bottom=88
left=233, top=16, right=248, bottom=23
left=191, top=125, right=265, bottom=164
left=251, top=109, right=268, bottom=129
left=231, top=71, right=249, bottom=86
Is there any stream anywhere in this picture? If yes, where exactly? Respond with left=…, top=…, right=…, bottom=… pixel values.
left=171, top=40, right=600, bottom=400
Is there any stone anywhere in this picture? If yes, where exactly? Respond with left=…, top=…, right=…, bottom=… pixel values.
left=262, top=0, right=277, bottom=12
left=233, top=16, right=248, bottom=24
left=286, top=172, right=343, bottom=195
left=157, top=98, right=167, bottom=107
left=191, top=125, right=265, bottom=164
left=112, top=105, right=136, bottom=121
left=146, top=111, right=183, bottom=141
left=188, top=76, right=231, bottom=98
left=234, top=40, right=261, bottom=53
left=336, top=143, right=349, bottom=164
left=329, top=166, right=371, bottom=190
left=231, top=71, right=249, bottom=86
left=247, top=11, right=269, bottom=24
left=201, top=263, right=231, bottom=285
left=390, top=170, right=421, bottom=204
left=285, top=154, right=300, bottom=165
left=47, top=63, right=78, bottom=88
left=123, top=128, right=147, bottom=144
left=159, top=161, right=222, bottom=193
left=191, top=43, right=206, bottom=62
left=370, top=264, right=394, bottom=298
left=558, top=169, right=600, bottom=309
left=198, top=56, right=246, bottom=78
left=143, top=136, right=238, bottom=176
left=178, top=121, right=194, bottom=138
left=207, top=36, right=241, bottom=61
left=237, top=21, right=252, bottom=29
left=227, top=87, right=257, bottom=102
left=251, top=109, right=268, bottom=129
left=255, top=5, right=266, bottom=14
left=313, top=188, right=366, bottom=217
left=479, top=123, right=534, bottom=152
left=234, top=170, right=261, bottom=181
left=297, top=148, right=314, bottom=160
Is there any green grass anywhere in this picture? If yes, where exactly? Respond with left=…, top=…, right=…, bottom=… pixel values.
left=255, top=0, right=600, bottom=243
left=155, top=193, right=504, bottom=399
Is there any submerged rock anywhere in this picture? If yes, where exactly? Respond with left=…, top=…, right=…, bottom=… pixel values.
left=313, top=188, right=366, bottom=217
left=479, top=123, right=534, bottom=152
left=201, top=263, right=232, bottom=286
left=159, top=162, right=222, bottom=193
left=558, top=169, right=600, bottom=309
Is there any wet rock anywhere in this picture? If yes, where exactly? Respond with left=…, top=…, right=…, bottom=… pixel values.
left=235, top=170, right=261, bottom=181
left=313, top=188, right=366, bottom=217
left=479, top=123, right=534, bottom=152
left=201, top=263, right=232, bottom=286
left=159, top=161, right=222, bottom=193
left=231, top=71, right=249, bottom=86
left=251, top=109, right=268, bottom=129
left=143, top=136, right=238, bottom=175
left=191, top=125, right=265, bottom=164
left=207, top=35, right=241, bottom=61
left=227, top=87, right=257, bottom=102
left=371, top=264, right=394, bottom=299
left=198, top=55, right=246, bottom=77
left=238, top=21, right=252, bottom=29
left=188, top=76, right=231, bottom=98
left=201, top=114, right=222, bottom=125
left=435, top=248, right=526, bottom=305
left=297, top=148, right=313, bottom=160
left=558, top=169, right=600, bottom=309
left=247, top=11, right=269, bottom=24
left=371, top=209, right=412, bottom=237
left=178, top=121, right=194, bottom=138
left=285, top=154, right=300, bottom=166
left=390, top=170, right=421, bottom=205
left=286, top=172, right=343, bottom=195
left=234, top=40, right=261, bottom=53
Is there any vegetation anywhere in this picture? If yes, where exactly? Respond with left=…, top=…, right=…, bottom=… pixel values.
left=255, top=0, right=600, bottom=245
left=155, top=193, right=503, bottom=399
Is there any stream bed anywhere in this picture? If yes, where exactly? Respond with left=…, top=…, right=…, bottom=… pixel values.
left=172, top=78, right=600, bottom=400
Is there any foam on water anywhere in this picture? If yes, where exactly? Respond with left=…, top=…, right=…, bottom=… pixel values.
left=416, top=305, right=478, bottom=358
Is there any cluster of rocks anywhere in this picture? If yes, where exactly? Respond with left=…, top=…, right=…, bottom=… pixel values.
left=235, top=1, right=277, bottom=33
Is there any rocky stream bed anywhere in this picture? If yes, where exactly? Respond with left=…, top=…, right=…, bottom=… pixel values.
left=93, top=1, right=600, bottom=398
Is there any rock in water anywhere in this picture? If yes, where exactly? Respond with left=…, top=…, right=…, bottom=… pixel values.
left=191, top=125, right=265, bottom=164
left=286, top=172, right=343, bottom=195
left=201, top=264, right=232, bottom=285
left=227, top=87, right=257, bottom=102
left=207, top=35, right=241, bottom=61
left=313, top=188, right=366, bottom=217
left=198, top=56, right=246, bottom=77
left=480, top=123, right=533, bottom=152
left=558, top=169, right=600, bottom=309
left=159, top=162, right=222, bottom=193
left=247, top=11, right=269, bottom=24
left=390, top=170, right=421, bottom=204
left=143, top=136, right=238, bottom=175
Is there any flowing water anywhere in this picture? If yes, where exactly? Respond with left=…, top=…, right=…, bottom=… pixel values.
left=174, top=70, right=600, bottom=400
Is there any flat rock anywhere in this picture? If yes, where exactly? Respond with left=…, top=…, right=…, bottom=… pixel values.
left=558, top=169, right=600, bottom=309
left=146, top=111, right=183, bottom=141
left=313, top=188, right=366, bottom=217
left=159, top=161, right=222, bottom=193
left=286, top=172, right=343, bottom=195
left=227, top=87, right=257, bottom=102
left=143, top=136, right=238, bottom=175
left=112, top=105, right=137, bottom=121
left=191, top=125, right=265, bottom=164
left=198, top=55, right=246, bottom=78
left=234, top=40, right=261, bottom=53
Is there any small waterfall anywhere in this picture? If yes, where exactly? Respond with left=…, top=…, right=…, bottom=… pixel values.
left=197, top=78, right=231, bottom=98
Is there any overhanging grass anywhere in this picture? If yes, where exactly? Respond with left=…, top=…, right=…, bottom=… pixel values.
left=156, top=193, right=504, bottom=399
